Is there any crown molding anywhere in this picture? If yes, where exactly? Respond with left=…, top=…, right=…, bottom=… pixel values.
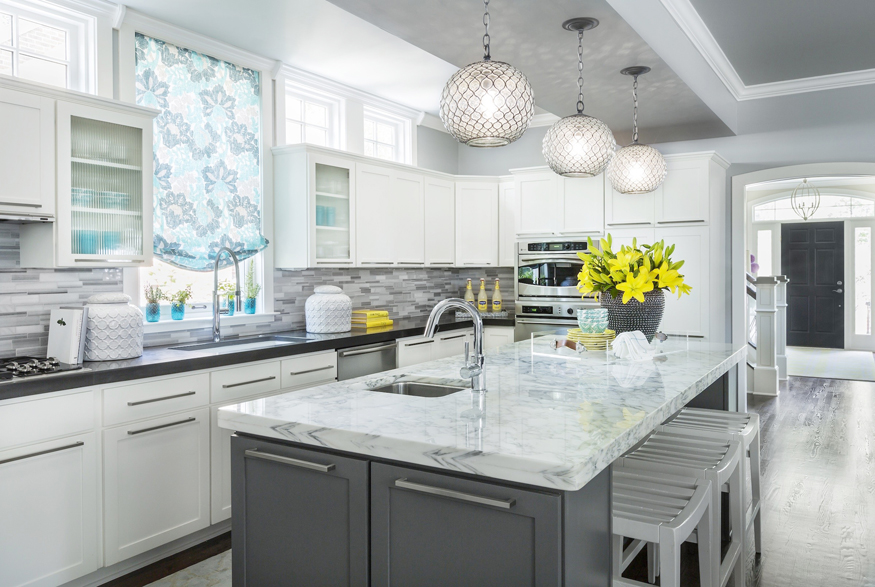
left=661, top=0, right=875, bottom=101
left=417, top=112, right=447, bottom=133
left=111, top=3, right=125, bottom=29
left=530, top=112, right=560, bottom=127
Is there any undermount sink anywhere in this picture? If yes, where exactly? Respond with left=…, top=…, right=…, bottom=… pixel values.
left=368, top=377, right=470, bottom=398
left=170, top=335, right=315, bottom=355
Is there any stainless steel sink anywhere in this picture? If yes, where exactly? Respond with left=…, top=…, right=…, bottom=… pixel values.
left=170, top=335, right=314, bottom=355
left=368, top=377, right=470, bottom=398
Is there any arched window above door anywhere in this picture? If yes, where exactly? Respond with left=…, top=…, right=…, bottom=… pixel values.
left=753, top=194, right=875, bottom=222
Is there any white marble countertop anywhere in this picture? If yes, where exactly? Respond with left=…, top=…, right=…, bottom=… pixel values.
left=218, top=338, right=745, bottom=491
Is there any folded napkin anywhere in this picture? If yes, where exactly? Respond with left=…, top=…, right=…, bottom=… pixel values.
left=611, top=331, right=656, bottom=361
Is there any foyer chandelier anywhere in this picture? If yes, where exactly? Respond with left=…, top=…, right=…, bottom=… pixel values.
left=542, top=18, right=616, bottom=177
left=607, top=66, right=667, bottom=194
left=439, top=0, right=534, bottom=147
left=790, top=178, right=821, bottom=221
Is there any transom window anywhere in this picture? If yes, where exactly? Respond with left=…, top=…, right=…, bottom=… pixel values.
left=753, top=194, right=875, bottom=222
left=0, top=1, right=92, bottom=91
left=363, top=106, right=410, bottom=163
left=285, top=85, right=340, bottom=148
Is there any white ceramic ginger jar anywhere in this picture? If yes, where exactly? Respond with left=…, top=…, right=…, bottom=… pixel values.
left=84, top=292, right=144, bottom=361
left=305, top=285, right=351, bottom=333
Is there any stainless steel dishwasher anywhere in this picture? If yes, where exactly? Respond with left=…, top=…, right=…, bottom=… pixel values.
left=336, top=341, right=397, bottom=381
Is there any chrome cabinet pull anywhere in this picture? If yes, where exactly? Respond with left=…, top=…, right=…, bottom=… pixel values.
left=656, top=219, right=705, bottom=224
left=440, top=334, right=467, bottom=341
left=0, top=441, right=84, bottom=465
left=0, top=201, right=42, bottom=207
left=128, top=391, right=196, bottom=406
left=606, top=222, right=652, bottom=226
left=222, top=376, right=277, bottom=389
left=406, top=339, right=435, bottom=347
left=289, top=365, right=334, bottom=376
left=128, top=417, right=196, bottom=435
left=244, top=448, right=335, bottom=473
left=338, top=344, right=396, bottom=357
left=394, top=478, right=515, bottom=509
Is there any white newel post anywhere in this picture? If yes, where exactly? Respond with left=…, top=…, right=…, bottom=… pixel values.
left=753, top=277, right=779, bottom=396
left=775, top=276, right=788, bottom=381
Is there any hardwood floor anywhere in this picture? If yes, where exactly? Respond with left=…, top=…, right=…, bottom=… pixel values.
left=624, top=376, right=875, bottom=586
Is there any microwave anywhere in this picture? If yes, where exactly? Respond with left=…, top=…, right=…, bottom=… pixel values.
left=515, top=240, right=599, bottom=302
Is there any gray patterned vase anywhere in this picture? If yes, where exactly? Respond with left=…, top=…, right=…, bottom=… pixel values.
left=600, top=289, right=665, bottom=343
left=305, top=285, right=352, bottom=333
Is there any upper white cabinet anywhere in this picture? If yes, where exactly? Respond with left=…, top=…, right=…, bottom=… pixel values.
left=561, top=175, right=605, bottom=234
left=0, top=87, right=54, bottom=216
left=516, top=169, right=558, bottom=236
left=424, top=176, right=455, bottom=266
left=512, top=167, right=605, bottom=237
left=606, top=184, right=657, bottom=227
left=498, top=178, right=517, bottom=267
left=656, top=152, right=729, bottom=225
left=392, top=169, right=425, bottom=265
left=356, top=163, right=394, bottom=265
left=455, top=180, right=499, bottom=267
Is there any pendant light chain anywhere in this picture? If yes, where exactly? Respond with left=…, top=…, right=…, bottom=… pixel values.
left=631, top=74, right=639, bottom=143
left=482, top=0, right=491, bottom=60
left=576, top=29, right=585, bottom=114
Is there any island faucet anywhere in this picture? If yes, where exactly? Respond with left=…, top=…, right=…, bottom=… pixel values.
left=213, top=247, right=242, bottom=342
left=423, top=298, right=486, bottom=392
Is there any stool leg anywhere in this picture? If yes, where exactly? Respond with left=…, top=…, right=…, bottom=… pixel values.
left=658, top=530, right=681, bottom=587
left=612, top=534, right=623, bottom=581
left=647, top=542, right=658, bottom=583
left=697, top=502, right=714, bottom=587
left=749, top=432, right=763, bottom=554
left=730, top=465, right=746, bottom=587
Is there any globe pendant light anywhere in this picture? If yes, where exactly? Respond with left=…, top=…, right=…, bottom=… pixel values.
left=440, top=0, right=534, bottom=147
left=790, top=178, right=821, bottom=221
left=542, top=18, right=616, bottom=178
left=607, top=66, right=667, bottom=194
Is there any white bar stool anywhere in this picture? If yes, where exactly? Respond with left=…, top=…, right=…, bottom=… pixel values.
left=663, top=407, right=763, bottom=554
left=611, top=465, right=714, bottom=587
left=618, top=430, right=744, bottom=587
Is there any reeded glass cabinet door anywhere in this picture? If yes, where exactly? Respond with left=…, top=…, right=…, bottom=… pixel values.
left=56, top=101, right=154, bottom=267
left=310, top=154, right=355, bottom=266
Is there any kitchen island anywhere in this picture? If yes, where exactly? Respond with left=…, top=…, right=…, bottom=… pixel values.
left=219, top=337, right=745, bottom=586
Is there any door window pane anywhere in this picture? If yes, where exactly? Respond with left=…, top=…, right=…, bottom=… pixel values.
left=756, top=229, right=773, bottom=276
left=19, top=18, right=66, bottom=60
left=19, top=54, right=66, bottom=86
left=855, top=227, right=871, bottom=335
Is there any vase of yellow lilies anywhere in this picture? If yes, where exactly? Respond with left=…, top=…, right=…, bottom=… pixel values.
left=577, top=234, right=691, bottom=342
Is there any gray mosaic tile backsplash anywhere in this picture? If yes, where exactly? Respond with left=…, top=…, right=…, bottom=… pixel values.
left=0, top=225, right=513, bottom=355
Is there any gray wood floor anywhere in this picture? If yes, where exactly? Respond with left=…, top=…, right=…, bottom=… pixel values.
left=624, top=376, right=875, bottom=586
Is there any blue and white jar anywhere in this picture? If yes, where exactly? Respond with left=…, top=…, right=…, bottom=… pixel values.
left=305, top=285, right=351, bottom=333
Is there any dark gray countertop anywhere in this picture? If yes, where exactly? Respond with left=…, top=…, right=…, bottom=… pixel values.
left=0, top=315, right=515, bottom=402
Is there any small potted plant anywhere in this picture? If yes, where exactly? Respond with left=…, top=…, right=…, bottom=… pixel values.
left=218, top=279, right=236, bottom=316
left=244, top=262, right=261, bottom=314
left=169, top=285, right=193, bottom=321
left=143, top=284, right=165, bottom=323
left=578, top=234, right=691, bottom=341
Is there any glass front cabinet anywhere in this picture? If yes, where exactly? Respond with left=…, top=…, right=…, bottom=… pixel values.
left=21, top=97, right=157, bottom=268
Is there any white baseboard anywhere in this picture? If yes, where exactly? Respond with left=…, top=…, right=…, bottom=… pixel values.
left=62, top=521, right=231, bottom=587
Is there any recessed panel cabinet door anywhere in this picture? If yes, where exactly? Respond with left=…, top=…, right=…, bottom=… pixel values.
left=356, top=163, right=394, bottom=265
left=393, top=170, right=425, bottom=264
left=371, top=462, right=562, bottom=587
left=656, top=157, right=708, bottom=224
left=561, top=174, right=605, bottom=235
left=456, top=181, right=499, bottom=267
left=606, top=184, right=656, bottom=227
left=424, top=177, right=455, bottom=265
left=0, top=88, right=54, bottom=214
left=0, top=433, right=99, bottom=587
left=655, top=226, right=708, bottom=338
left=516, top=172, right=558, bottom=236
left=232, top=435, right=369, bottom=587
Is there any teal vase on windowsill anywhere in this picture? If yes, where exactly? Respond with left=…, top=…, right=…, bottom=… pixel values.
left=171, top=302, right=185, bottom=320
left=145, top=302, right=161, bottom=323
left=244, top=297, right=256, bottom=314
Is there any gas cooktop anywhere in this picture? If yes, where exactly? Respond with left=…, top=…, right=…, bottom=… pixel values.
left=0, top=356, right=85, bottom=381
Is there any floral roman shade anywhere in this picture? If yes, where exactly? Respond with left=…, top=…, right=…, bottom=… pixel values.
left=134, top=34, right=268, bottom=271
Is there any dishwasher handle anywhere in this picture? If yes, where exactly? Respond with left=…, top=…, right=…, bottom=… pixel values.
left=338, top=343, right=397, bottom=357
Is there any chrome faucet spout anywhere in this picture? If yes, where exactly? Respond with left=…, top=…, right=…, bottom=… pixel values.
left=212, top=247, right=242, bottom=343
left=424, top=298, right=486, bottom=391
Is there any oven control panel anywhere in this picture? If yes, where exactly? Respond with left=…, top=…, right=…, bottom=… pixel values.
left=517, top=302, right=599, bottom=317
left=525, top=241, right=588, bottom=252
left=520, top=305, right=555, bottom=315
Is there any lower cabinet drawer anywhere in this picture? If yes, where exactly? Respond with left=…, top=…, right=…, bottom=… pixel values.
left=103, top=408, right=210, bottom=566
left=281, top=351, right=337, bottom=390
left=370, top=462, right=562, bottom=586
left=211, top=361, right=282, bottom=404
left=0, top=389, right=94, bottom=450
left=103, top=374, right=209, bottom=427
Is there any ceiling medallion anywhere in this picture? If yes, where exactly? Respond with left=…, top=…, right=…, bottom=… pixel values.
left=790, top=178, right=821, bottom=221
left=440, top=0, right=534, bottom=147
left=607, top=66, right=667, bottom=194
left=542, top=18, right=616, bottom=178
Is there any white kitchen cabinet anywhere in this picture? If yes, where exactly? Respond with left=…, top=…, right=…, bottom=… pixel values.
left=355, top=162, right=394, bottom=265
left=0, top=87, right=54, bottom=217
left=424, top=176, right=456, bottom=266
left=561, top=175, right=605, bottom=235
left=515, top=169, right=559, bottom=237
left=654, top=225, right=709, bottom=338
left=434, top=329, right=473, bottom=359
left=397, top=336, right=437, bottom=368
left=393, top=169, right=425, bottom=264
left=0, top=432, right=99, bottom=587
left=607, top=226, right=655, bottom=249
left=455, top=180, right=499, bottom=267
left=605, top=183, right=656, bottom=228
left=103, top=408, right=210, bottom=566
left=656, top=153, right=728, bottom=226
left=484, top=326, right=515, bottom=350
left=498, top=178, right=518, bottom=267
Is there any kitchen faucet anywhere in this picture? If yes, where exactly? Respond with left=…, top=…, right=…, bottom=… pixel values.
left=423, top=298, right=486, bottom=392
left=213, top=247, right=242, bottom=342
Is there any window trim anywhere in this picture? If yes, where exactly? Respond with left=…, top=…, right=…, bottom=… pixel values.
left=363, top=105, right=412, bottom=164
left=284, top=81, right=342, bottom=149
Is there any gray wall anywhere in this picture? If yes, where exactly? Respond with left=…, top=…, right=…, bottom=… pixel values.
left=416, top=126, right=460, bottom=175
left=457, top=126, right=550, bottom=176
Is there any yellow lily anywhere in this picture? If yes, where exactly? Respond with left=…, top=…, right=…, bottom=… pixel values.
left=656, top=261, right=684, bottom=292
left=615, top=270, right=654, bottom=304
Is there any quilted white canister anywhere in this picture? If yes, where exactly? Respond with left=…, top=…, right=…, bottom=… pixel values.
left=305, top=285, right=351, bottom=333
left=84, top=293, right=144, bottom=361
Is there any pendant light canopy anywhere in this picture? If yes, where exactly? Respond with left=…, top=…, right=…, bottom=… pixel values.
left=440, top=0, right=534, bottom=147
left=790, top=178, right=821, bottom=221
left=542, top=18, right=616, bottom=178
left=607, top=66, right=667, bottom=194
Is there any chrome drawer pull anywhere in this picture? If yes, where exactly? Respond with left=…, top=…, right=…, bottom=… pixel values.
left=289, top=365, right=334, bottom=376
left=244, top=448, right=335, bottom=473
left=656, top=220, right=704, bottom=224
left=394, top=478, right=515, bottom=509
left=606, top=222, right=652, bottom=226
left=128, top=391, right=197, bottom=406
left=222, top=376, right=277, bottom=389
left=441, top=334, right=467, bottom=341
left=0, top=441, right=84, bottom=465
left=128, top=417, right=196, bottom=435
left=406, top=339, right=435, bottom=347
left=0, top=201, right=41, bottom=207
left=339, top=344, right=396, bottom=357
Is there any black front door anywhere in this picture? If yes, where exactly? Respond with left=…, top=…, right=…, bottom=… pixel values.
left=781, top=221, right=844, bottom=348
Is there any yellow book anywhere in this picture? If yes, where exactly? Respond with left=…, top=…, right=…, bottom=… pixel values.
left=352, top=319, right=394, bottom=328
left=352, top=310, right=389, bottom=318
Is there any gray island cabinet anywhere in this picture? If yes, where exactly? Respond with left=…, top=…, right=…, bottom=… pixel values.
left=221, top=338, right=745, bottom=586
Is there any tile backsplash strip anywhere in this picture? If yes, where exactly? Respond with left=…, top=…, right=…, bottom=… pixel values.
left=1, top=224, right=514, bottom=354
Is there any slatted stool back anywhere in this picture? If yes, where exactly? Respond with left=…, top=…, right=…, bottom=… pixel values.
left=663, top=407, right=763, bottom=554
left=611, top=465, right=714, bottom=587
left=618, top=430, right=744, bottom=587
